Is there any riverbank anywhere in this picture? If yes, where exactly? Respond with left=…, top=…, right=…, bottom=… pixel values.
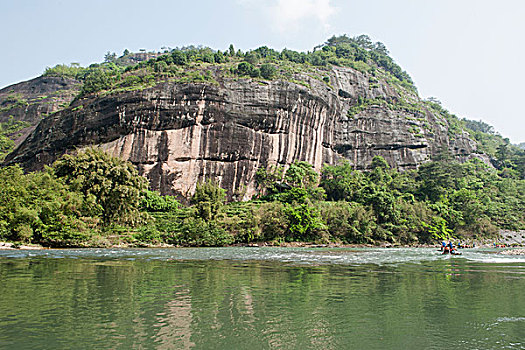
left=2, top=228, right=524, bottom=251
left=2, top=235, right=524, bottom=251
left=497, top=229, right=525, bottom=246
left=0, top=242, right=45, bottom=250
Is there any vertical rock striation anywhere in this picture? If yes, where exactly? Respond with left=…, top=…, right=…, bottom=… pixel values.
left=4, top=66, right=481, bottom=200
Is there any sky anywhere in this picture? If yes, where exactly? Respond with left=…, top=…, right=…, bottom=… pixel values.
left=1, top=0, right=524, bottom=143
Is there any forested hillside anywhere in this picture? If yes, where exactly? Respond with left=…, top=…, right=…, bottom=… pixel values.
left=0, top=35, right=523, bottom=247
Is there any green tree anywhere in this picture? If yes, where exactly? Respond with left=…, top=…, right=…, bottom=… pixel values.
left=373, top=41, right=389, bottom=55
left=370, top=155, right=390, bottom=170
left=284, top=161, right=319, bottom=188
left=236, top=62, right=259, bottom=77
left=416, top=159, right=463, bottom=202
left=496, top=143, right=510, bottom=169
left=254, top=202, right=288, bottom=241
left=191, top=181, right=226, bottom=221
left=449, top=188, right=484, bottom=226
left=244, top=51, right=260, bottom=65
left=283, top=161, right=325, bottom=201
left=228, top=44, right=235, bottom=56
left=320, top=161, right=365, bottom=201
left=362, top=184, right=399, bottom=225
left=0, top=165, right=94, bottom=245
left=319, top=201, right=376, bottom=243
left=81, top=68, right=112, bottom=94
left=260, top=63, right=277, bottom=79
left=43, top=64, right=86, bottom=79
left=52, top=148, right=148, bottom=225
left=255, top=165, right=284, bottom=196
left=422, top=216, right=453, bottom=241
left=154, top=61, right=168, bottom=73
left=104, top=51, right=117, bottom=63
left=171, top=50, right=188, bottom=65
left=284, top=203, right=326, bottom=241
left=335, top=43, right=353, bottom=59
left=214, top=51, right=226, bottom=63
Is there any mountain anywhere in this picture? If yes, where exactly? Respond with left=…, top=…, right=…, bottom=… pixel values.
left=0, top=76, right=80, bottom=159
left=0, top=35, right=507, bottom=200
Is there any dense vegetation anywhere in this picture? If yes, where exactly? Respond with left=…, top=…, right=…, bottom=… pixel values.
left=42, top=34, right=415, bottom=99
left=1, top=148, right=523, bottom=248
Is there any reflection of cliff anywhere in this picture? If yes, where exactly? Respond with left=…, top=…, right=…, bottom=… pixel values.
left=5, top=66, right=480, bottom=200
left=155, top=288, right=194, bottom=349
left=241, top=286, right=255, bottom=323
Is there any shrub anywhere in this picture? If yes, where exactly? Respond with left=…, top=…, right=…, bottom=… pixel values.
left=171, top=50, right=188, bottom=65
left=236, top=62, right=260, bottom=77
left=164, top=219, right=234, bottom=246
left=119, top=75, right=142, bottom=87
left=244, top=51, right=260, bottom=65
left=81, top=68, right=112, bottom=94
left=319, top=201, right=375, bottom=243
left=260, top=63, right=277, bottom=79
left=253, top=202, right=288, bottom=241
left=191, top=181, right=226, bottom=220
left=141, top=190, right=180, bottom=212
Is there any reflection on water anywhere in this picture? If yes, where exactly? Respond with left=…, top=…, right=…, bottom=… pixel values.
left=0, top=248, right=524, bottom=349
left=154, top=288, right=194, bottom=349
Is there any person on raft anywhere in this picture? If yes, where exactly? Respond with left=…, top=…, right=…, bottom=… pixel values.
left=443, top=241, right=458, bottom=254
left=441, top=241, right=446, bottom=252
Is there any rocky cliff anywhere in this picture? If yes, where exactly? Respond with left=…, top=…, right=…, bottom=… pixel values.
left=0, top=76, right=80, bottom=147
left=3, top=64, right=482, bottom=200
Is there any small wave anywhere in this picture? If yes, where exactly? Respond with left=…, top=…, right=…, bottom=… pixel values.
left=496, top=317, right=525, bottom=323
left=2, top=247, right=525, bottom=267
left=461, top=254, right=525, bottom=264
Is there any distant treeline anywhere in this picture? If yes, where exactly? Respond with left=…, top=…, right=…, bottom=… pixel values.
left=1, top=148, right=523, bottom=248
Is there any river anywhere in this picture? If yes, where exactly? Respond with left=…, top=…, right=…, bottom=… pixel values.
left=1, top=247, right=524, bottom=349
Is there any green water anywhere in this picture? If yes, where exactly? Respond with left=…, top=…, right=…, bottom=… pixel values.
left=0, top=248, right=524, bottom=349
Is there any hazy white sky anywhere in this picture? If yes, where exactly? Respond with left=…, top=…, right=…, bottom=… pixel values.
left=1, top=0, right=523, bottom=142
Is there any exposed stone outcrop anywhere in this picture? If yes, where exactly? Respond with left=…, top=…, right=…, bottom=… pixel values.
left=0, top=76, right=80, bottom=147
left=3, top=66, right=481, bottom=200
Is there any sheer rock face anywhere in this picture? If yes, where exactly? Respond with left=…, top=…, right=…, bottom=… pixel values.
left=4, top=66, right=479, bottom=200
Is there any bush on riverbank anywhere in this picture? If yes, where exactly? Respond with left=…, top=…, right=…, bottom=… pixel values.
left=0, top=150, right=523, bottom=247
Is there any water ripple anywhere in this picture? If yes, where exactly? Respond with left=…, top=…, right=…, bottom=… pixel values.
left=1, top=247, right=525, bottom=267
